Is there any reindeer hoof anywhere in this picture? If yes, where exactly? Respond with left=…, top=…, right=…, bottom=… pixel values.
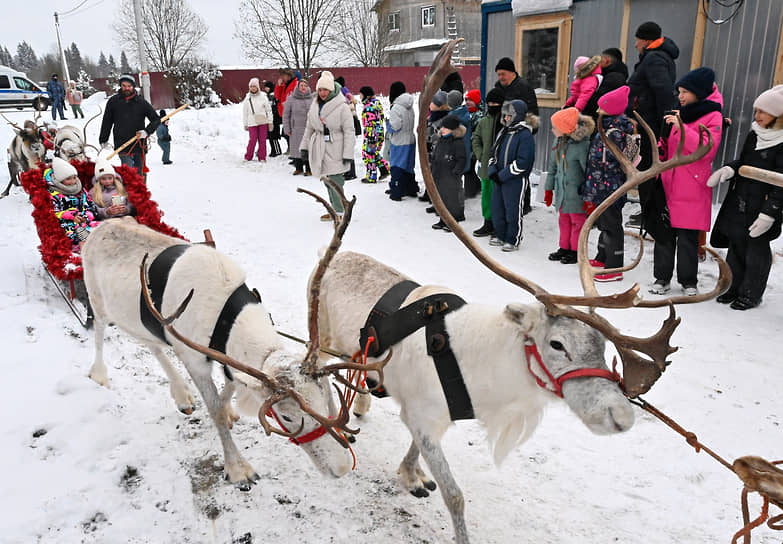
left=352, top=411, right=363, bottom=418
left=236, top=479, right=255, bottom=492
left=423, top=480, right=437, bottom=491
left=410, top=487, right=430, bottom=498
left=346, top=434, right=357, bottom=444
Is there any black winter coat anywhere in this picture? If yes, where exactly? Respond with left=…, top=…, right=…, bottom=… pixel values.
left=583, top=60, right=629, bottom=119
left=99, top=92, right=160, bottom=149
left=494, top=75, right=539, bottom=115
left=711, top=131, right=783, bottom=246
left=627, top=37, right=678, bottom=135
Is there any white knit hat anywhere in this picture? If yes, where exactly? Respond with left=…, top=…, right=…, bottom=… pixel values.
left=94, top=157, right=115, bottom=179
left=316, top=71, right=335, bottom=91
left=753, top=85, right=783, bottom=117
left=52, top=157, right=78, bottom=182
left=248, top=77, right=260, bottom=89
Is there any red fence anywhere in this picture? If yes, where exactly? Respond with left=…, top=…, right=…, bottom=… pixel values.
left=145, top=65, right=482, bottom=109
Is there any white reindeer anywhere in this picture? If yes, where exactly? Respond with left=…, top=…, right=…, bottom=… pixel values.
left=82, top=187, right=366, bottom=486
left=312, top=40, right=730, bottom=543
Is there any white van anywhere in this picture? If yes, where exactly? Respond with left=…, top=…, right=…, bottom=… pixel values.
left=0, top=65, right=50, bottom=111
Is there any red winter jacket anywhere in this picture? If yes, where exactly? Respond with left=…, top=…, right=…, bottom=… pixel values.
left=274, top=78, right=298, bottom=118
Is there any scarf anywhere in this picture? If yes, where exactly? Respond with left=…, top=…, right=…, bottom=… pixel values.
left=678, top=99, right=721, bottom=124
left=751, top=121, right=783, bottom=150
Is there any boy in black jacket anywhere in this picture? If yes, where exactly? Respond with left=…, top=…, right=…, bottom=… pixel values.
left=430, top=114, right=467, bottom=231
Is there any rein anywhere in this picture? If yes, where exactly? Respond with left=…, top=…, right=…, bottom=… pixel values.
left=523, top=341, right=621, bottom=398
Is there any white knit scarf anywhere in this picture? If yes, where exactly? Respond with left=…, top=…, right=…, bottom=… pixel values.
left=751, top=121, right=783, bottom=150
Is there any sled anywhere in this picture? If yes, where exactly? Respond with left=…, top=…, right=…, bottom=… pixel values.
left=19, top=160, right=185, bottom=329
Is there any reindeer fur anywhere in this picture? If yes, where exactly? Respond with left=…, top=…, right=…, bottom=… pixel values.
left=4, top=126, right=45, bottom=196
left=83, top=218, right=352, bottom=485
left=316, top=251, right=635, bottom=543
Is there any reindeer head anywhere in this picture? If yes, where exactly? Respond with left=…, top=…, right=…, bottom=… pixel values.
left=418, top=40, right=730, bottom=401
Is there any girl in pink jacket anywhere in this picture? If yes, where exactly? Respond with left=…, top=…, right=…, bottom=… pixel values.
left=565, top=56, right=602, bottom=112
left=649, top=67, right=723, bottom=296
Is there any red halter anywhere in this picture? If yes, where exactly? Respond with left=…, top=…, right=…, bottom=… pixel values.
left=524, top=342, right=622, bottom=398
left=265, top=407, right=329, bottom=445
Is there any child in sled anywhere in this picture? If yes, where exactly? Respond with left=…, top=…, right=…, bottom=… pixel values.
left=90, top=158, right=135, bottom=219
left=47, top=157, right=100, bottom=250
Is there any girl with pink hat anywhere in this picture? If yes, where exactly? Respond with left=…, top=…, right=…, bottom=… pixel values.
left=565, top=55, right=602, bottom=112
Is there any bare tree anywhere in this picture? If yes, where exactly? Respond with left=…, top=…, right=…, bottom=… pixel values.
left=332, top=0, right=398, bottom=66
left=235, top=0, right=340, bottom=76
left=113, top=0, right=208, bottom=71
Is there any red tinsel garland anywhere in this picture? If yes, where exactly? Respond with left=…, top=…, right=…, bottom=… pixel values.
left=20, top=160, right=186, bottom=281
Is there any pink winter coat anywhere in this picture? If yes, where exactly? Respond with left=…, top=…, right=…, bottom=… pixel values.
left=565, top=67, right=601, bottom=112
left=659, top=84, right=724, bottom=231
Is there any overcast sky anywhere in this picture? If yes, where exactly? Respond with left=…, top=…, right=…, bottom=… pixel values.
left=1, top=0, right=246, bottom=67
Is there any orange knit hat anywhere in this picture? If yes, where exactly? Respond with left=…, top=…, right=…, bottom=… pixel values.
left=551, top=107, right=580, bottom=134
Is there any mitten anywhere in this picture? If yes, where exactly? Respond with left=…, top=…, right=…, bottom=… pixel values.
left=706, top=166, right=734, bottom=187
left=748, top=213, right=774, bottom=238
left=136, top=130, right=147, bottom=140
left=61, top=210, right=76, bottom=220
left=85, top=211, right=95, bottom=221
left=544, top=190, right=553, bottom=207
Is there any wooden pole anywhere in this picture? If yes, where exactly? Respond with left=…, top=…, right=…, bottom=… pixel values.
left=738, top=165, right=783, bottom=189
left=107, top=103, right=189, bottom=159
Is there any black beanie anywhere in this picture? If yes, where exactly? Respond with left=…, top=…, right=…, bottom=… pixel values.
left=335, top=76, right=346, bottom=87
left=635, top=21, right=661, bottom=40
left=441, top=114, right=461, bottom=131
left=485, top=88, right=504, bottom=105
left=676, top=67, right=715, bottom=100
left=158, top=109, right=166, bottom=118
left=359, top=86, right=375, bottom=98
left=389, top=81, right=406, bottom=103
left=495, top=57, right=516, bottom=73
left=602, top=47, right=623, bottom=63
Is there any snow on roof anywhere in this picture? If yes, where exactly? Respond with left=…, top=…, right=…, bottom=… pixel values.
left=510, top=0, right=572, bottom=16
left=384, top=38, right=450, bottom=52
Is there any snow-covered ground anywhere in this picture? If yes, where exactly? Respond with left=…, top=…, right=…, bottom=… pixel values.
left=0, top=98, right=781, bottom=544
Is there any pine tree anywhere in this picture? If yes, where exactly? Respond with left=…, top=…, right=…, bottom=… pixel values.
left=76, top=69, right=95, bottom=96
left=14, top=41, right=38, bottom=76
left=120, top=51, right=131, bottom=74
left=67, top=43, right=83, bottom=76
left=108, top=54, right=117, bottom=73
left=97, top=51, right=109, bottom=77
left=0, top=46, right=13, bottom=67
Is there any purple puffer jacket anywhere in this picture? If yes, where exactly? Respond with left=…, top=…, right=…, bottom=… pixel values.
left=660, top=84, right=723, bottom=231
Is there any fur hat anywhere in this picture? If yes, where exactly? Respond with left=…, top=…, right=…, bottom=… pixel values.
left=551, top=107, right=580, bottom=134
left=50, top=157, right=81, bottom=194
left=94, top=157, right=115, bottom=180
left=446, top=90, right=463, bottom=109
left=441, top=114, right=461, bottom=131
left=575, top=55, right=602, bottom=79
left=432, top=90, right=448, bottom=107
left=753, top=85, right=783, bottom=118
left=635, top=21, right=661, bottom=40
left=317, top=71, right=335, bottom=91
left=501, top=100, right=527, bottom=126
left=465, top=89, right=481, bottom=105
left=485, top=88, right=504, bottom=105
left=598, top=85, right=630, bottom=116
left=676, top=67, right=715, bottom=100
left=495, top=57, right=516, bottom=73
left=248, top=77, right=260, bottom=89
left=359, top=86, right=375, bottom=98
left=118, top=73, right=135, bottom=86
left=389, top=81, right=406, bottom=104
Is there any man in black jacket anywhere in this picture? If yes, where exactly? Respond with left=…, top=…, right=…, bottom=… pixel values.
left=493, top=57, right=539, bottom=115
left=99, top=74, right=160, bottom=178
left=583, top=48, right=628, bottom=120
left=625, top=22, right=679, bottom=229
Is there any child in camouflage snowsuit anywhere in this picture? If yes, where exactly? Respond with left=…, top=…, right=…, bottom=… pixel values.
left=359, top=86, right=389, bottom=183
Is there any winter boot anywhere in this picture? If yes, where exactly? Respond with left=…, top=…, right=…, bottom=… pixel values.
left=548, top=248, right=569, bottom=261
left=559, top=250, right=578, bottom=264
left=472, top=219, right=494, bottom=237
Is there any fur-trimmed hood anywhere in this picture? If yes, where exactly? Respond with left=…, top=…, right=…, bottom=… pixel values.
left=525, top=113, right=540, bottom=132
left=443, top=124, right=467, bottom=139
left=568, top=114, right=595, bottom=142
left=576, top=55, right=602, bottom=80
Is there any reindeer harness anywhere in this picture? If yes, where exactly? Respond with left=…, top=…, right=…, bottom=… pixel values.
left=140, top=244, right=262, bottom=378
left=360, top=280, right=474, bottom=420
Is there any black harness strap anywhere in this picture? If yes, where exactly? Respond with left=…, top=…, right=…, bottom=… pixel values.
left=209, top=283, right=261, bottom=354
left=361, top=280, right=473, bottom=420
left=140, top=244, right=190, bottom=343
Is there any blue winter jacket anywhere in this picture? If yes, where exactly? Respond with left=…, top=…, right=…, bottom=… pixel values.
left=450, top=105, right=472, bottom=172
left=47, top=78, right=65, bottom=103
left=487, top=101, right=535, bottom=183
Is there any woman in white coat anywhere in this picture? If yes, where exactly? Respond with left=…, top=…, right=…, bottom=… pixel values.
left=300, top=71, right=355, bottom=219
left=242, top=77, right=273, bottom=161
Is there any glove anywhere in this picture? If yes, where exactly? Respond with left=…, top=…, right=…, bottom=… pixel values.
left=582, top=201, right=596, bottom=215
left=100, top=142, right=112, bottom=151
left=706, top=165, right=734, bottom=187
left=544, top=190, right=553, bottom=207
left=300, top=149, right=309, bottom=162
left=748, top=213, right=774, bottom=238
left=136, top=130, right=147, bottom=140
left=489, top=172, right=500, bottom=184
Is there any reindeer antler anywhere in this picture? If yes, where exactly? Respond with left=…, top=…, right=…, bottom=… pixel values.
left=0, top=112, right=23, bottom=132
left=139, top=253, right=355, bottom=446
left=417, top=39, right=729, bottom=397
left=83, top=105, right=103, bottom=151
left=298, top=177, right=356, bottom=375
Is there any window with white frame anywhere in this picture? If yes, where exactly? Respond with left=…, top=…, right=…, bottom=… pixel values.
left=388, top=11, right=400, bottom=31
left=421, top=6, right=435, bottom=27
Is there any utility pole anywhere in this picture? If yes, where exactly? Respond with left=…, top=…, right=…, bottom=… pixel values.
left=53, top=12, right=71, bottom=83
left=132, top=0, right=151, bottom=102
